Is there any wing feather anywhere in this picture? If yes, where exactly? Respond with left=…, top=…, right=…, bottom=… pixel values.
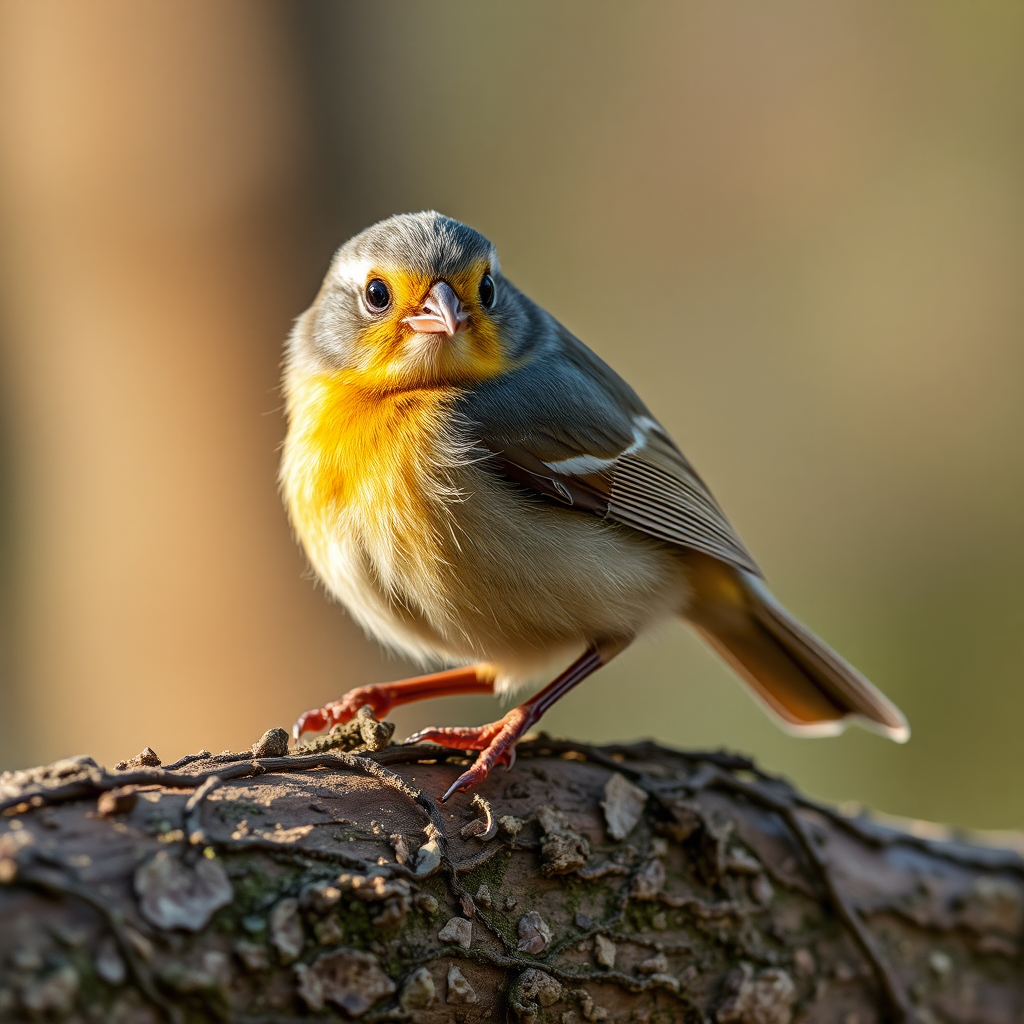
left=607, top=447, right=760, bottom=574
left=479, top=419, right=760, bottom=575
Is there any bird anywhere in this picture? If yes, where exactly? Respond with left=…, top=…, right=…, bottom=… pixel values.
left=281, top=211, right=908, bottom=801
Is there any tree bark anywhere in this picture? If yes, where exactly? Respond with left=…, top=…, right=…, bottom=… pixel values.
left=1, top=725, right=1021, bottom=1024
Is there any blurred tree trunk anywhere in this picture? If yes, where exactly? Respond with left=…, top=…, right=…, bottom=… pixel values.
left=1, top=733, right=1021, bottom=1023
left=0, top=0, right=391, bottom=774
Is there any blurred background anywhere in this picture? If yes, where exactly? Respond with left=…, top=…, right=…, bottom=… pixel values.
left=1, top=1, right=1022, bottom=830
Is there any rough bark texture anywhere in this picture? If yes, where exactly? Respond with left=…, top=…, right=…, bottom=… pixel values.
left=1, top=724, right=1022, bottom=1024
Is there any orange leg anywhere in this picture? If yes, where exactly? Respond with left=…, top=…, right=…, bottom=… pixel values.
left=292, top=663, right=497, bottom=741
left=408, top=638, right=629, bottom=801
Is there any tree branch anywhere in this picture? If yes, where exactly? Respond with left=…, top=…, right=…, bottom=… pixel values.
left=1, top=727, right=1021, bottom=1023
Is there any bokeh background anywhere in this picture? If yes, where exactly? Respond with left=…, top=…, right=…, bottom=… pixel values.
left=1, top=1, right=1022, bottom=830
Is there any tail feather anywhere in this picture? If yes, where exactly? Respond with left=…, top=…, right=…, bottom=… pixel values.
left=686, top=556, right=909, bottom=742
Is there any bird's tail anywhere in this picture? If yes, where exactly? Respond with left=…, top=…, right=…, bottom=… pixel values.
left=684, top=554, right=909, bottom=742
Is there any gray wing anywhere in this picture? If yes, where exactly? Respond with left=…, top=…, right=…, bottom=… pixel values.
left=457, top=325, right=761, bottom=576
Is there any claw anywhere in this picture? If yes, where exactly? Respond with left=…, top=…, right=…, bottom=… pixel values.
left=440, top=758, right=497, bottom=801
left=441, top=774, right=471, bottom=802
left=292, top=706, right=331, bottom=742
left=439, top=743, right=517, bottom=801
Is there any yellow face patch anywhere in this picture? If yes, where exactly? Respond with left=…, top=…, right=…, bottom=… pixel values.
left=351, top=258, right=507, bottom=390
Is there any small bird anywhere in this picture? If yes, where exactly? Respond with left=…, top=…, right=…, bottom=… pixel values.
left=282, top=212, right=908, bottom=800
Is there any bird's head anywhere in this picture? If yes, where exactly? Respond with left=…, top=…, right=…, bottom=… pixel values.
left=290, top=212, right=529, bottom=391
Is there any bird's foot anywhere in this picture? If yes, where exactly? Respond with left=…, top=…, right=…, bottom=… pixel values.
left=292, top=686, right=393, bottom=741
left=292, top=666, right=498, bottom=743
left=408, top=707, right=532, bottom=801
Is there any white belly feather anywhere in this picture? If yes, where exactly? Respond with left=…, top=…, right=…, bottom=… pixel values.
left=307, top=460, right=687, bottom=693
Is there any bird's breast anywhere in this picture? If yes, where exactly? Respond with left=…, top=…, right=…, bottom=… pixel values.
left=280, top=371, right=468, bottom=611
left=281, top=367, right=466, bottom=535
left=280, top=370, right=688, bottom=678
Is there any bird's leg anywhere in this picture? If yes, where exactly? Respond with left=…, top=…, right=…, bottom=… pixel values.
left=408, top=638, right=630, bottom=801
left=292, top=663, right=497, bottom=741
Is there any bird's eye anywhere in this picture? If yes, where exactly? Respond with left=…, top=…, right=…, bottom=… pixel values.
left=478, top=273, right=496, bottom=309
left=365, top=278, right=391, bottom=311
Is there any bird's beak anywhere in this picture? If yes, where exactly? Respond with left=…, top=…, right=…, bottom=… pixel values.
left=402, top=281, right=468, bottom=336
